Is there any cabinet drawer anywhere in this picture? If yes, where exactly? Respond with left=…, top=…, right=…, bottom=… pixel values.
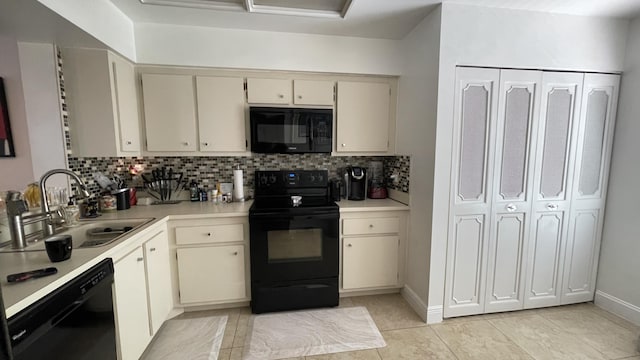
left=176, top=224, right=244, bottom=245
left=342, top=217, right=399, bottom=235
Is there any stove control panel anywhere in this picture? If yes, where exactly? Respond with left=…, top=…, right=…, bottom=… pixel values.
left=256, top=170, right=328, bottom=192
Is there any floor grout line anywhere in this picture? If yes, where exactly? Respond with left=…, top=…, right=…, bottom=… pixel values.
left=486, top=317, right=537, bottom=360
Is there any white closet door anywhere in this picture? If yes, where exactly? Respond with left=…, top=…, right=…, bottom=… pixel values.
left=561, top=73, right=619, bottom=304
left=444, top=67, right=499, bottom=317
left=485, top=70, right=541, bottom=313
left=524, top=72, right=584, bottom=309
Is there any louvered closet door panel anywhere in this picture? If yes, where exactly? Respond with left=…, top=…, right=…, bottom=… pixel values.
left=485, top=70, right=541, bottom=313
left=444, top=67, right=499, bottom=318
left=524, top=72, right=584, bottom=309
left=562, top=74, right=619, bottom=304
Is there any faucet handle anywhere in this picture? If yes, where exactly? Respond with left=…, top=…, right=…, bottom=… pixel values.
left=5, top=191, right=28, bottom=216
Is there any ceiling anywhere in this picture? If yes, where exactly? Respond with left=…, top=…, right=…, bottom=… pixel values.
left=109, top=0, right=640, bottom=40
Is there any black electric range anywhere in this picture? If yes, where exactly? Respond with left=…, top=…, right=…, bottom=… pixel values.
left=249, top=170, right=339, bottom=313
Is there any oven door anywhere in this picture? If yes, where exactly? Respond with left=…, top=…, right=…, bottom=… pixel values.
left=249, top=211, right=339, bottom=283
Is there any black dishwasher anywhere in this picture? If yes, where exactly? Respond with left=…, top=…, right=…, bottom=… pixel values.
left=7, top=258, right=117, bottom=360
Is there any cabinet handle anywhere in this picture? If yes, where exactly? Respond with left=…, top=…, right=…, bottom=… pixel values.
left=347, top=243, right=352, bottom=247
left=203, top=142, right=209, bottom=147
left=183, top=141, right=190, bottom=146
left=546, top=203, right=558, bottom=210
left=506, top=203, right=517, bottom=212
left=149, top=248, right=156, bottom=252
left=207, top=232, right=212, bottom=237
left=136, top=257, right=144, bottom=262
left=126, top=140, right=132, bottom=145
left=278, top=94, right=284, bottom=98
left=369, top=224, right=374, bottom=228
left=233, top=251, right=238, bottom=255
left=298, top=95, right=302, bottom=99
left=341, top=143, right=346, bottom=147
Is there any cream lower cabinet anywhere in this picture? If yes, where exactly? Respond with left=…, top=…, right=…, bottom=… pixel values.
left=340, top=211, right=407, bottom=291
left=173, top=217, right=249, bottom=305
left=444, top=67, right=619, bottom=318
left=113, top=228, right=173, bottom=360
left=113, top=247, right=151, bottom=360
left=144, top=230, right=173, bottom=335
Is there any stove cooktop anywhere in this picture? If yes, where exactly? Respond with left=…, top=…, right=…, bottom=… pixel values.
left=250, top=196, right=338, bottom=213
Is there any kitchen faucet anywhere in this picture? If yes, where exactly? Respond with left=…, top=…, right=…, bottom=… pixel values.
left=39, top=169, right=91, bottom=237
left=4, top=169, right=90, bottom=249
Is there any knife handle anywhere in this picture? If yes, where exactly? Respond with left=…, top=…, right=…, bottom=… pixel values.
left=7, top=267, right=58, bottom=283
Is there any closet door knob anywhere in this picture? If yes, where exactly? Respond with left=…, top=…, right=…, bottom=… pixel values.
left=546, top=203, right=558, bottom=210
left=506, top=204, right=517, bottom=212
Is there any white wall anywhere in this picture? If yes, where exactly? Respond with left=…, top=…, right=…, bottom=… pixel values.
left=428, top=3, right=630, bottom=322
left=36, top=0, right=136, bottom=61
left=0, top=36, right=34, bottom=191
left=135, top=23, right=403, bottom=75
left=17, top=42, right=68, bottom=189
left=595, top=16, right=640, bottom=326
left=396, top=7, right=441, bottom=321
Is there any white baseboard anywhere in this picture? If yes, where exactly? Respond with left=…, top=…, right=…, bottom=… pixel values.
left=401, top=285, right=427, bottom=322
left=594, top=290, right=640, bottom=326
left=427, top=305, right=443, bottom=324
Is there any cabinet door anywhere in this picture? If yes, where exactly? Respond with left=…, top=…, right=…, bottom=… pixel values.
left=142, top=74, right=197, bottom=151
left=343, top=236, right=398, bottom=289
left=177, top=245, right=246, bottom=304
left=524, top=72, right=584, bottom=309
left=562, top=74, right=619, bottom=304
left=293, top=79, right=334, bottom=106
left=113, top=247, right=151, bottom=360
left=109, top=53, right=141, bottom=153
left=247, top=78, right=291, bottom=104
left=484, top=70, right=541, bottom=313
left=144, top=230, right=173, bottom=335
left=336, top=81, right=390, bottom=152
left=196, top=76, right=247, bottom=152
left=444, top=67, right=499, bottom=318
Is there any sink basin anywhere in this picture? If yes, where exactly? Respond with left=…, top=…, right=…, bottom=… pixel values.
left=0, top=218, right=155, bottom=252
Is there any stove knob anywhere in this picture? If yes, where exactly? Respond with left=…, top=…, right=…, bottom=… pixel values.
left=269, top=174, right=277, bottom=184
left=317, top=174, right=324, bottom=183
left=308, top=174, right=316, bottom=183
left=260, top=175, right=268, bottom=185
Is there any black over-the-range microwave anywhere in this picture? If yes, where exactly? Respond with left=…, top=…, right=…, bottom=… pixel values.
left=250, top=107, right=333, bottom=154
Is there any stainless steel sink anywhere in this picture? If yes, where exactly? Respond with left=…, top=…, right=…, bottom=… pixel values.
left=0, top=218, right=155, bottom=252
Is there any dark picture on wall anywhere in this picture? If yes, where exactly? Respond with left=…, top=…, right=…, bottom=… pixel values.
left=0, top=78, right=15, bottom=157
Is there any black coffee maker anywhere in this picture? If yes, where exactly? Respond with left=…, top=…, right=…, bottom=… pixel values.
left=343, top=166, right=367, bottom=200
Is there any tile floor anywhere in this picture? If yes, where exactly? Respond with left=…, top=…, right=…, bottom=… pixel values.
left=164, top=294, right=640, bottom=360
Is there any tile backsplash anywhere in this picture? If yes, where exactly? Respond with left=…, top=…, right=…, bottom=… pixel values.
left=68, top=154, right=410, bottom=198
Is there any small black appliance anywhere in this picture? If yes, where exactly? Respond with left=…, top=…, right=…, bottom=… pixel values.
left=343, top=166, right=367, bottom=201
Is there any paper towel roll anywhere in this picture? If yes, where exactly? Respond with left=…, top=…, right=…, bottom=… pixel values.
left=233, top=169, right=244, bottom=202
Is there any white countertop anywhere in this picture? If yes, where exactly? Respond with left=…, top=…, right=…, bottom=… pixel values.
left=0, top=197, right=408, bottom=318
left=337, top=198, right=409, bottom=212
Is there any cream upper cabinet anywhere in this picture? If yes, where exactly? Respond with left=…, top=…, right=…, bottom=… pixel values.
left=336, top=81, right=392, bottom=153
left=63, top=48, right=141, bottom=157
left=142, top=74, right=198, bottom=152
left=247, top=78, right=291, bottom=104
left=196, top=76, right=246, bottom=152
left=293, top=79, right=335, bottom=106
